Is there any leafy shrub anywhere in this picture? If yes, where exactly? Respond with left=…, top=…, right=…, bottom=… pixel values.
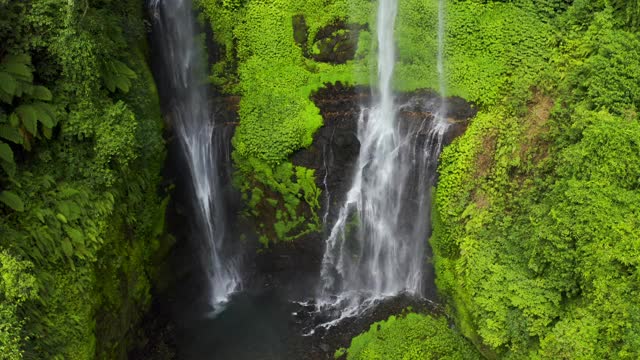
left=343, top=313, right=481, bottom=360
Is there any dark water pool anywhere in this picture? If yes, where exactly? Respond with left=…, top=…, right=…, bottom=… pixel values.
left=175, top=290, right=305, bottom=360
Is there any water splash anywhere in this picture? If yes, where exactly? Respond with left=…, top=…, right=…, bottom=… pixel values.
left=149, top=0, right=240, bottom=309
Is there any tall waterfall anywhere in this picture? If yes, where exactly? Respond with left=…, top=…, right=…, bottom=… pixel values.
left=149, top=0, right=240, bottom=308
left=317, top=0, right=449, bottom=324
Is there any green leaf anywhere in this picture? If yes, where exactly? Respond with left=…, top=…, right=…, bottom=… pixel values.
left=3, top=54, right=30, bottom=66
left=31, top=85, right=52, bottom=101
left=61, top=239, right=73, bottom=257
left=1, top=159, right=16, bottom=177
left=0, top=141, right=13, bottom=163
left=21, top=129, right=31, bottom=151
left=33, top=103, right=53, bottom=128
left=16, top=105, right=37, bottom=135
left=64, top=226, right=84, bottom=246
left=0, top=92, right=12, bottom=104
left=58, top=200, right=81, bottom=220
left=3, top=62, right=32, bottom=82
left=0, top=190, right=24, bottom=211
left=42, top=126, right=52, bottom=139
left=104, top=75, right=116, bottom=92
left=0, top=125, right=22, bottom=144
left=9, top=113, right=19, bottom=127
left=34, top=102, right=56, bottom=127
left=114, top=75, right=131, bottom=93
left=56, top=213, right=68, bottom=224
left=113, top=60, right=137, bottom=79
left=0, top=72, right=16, bottom=96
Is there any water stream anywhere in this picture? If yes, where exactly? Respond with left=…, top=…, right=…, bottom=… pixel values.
left=149, top=0, right=240, bottom=309
left=315, top=0, right=449, bottom=327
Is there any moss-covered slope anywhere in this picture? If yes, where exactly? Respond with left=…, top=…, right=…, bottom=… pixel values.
left=433, top=1, right=640, bottom=358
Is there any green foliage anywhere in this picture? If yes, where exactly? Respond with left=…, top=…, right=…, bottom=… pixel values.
left=197, top=0, right=370, bottom=243
left=236, top=159, right=321, bottom=244
left=0, top=0, right=166, bottom=358
left=0, top=191, right=24, bottom=212
left=0, top=251, right=38, bottom=360
left=100, top=59, right=137, bottom=93
left=0, top=53, right=57, bottom=200
left=432, top=1, right=640, bottom=358
left=195, top=0, right=558, bottom=245
left=394, top=0, right=553, bottom=108
left=343, top=313, right=482, bottom=360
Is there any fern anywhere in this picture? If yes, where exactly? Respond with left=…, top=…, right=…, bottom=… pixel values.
left=0, top=54, right=57, bottom=160
left=100, top=59, right=137, bottom=93
left=0, top=141, right=13, bottom=163
left=0, top=190, right=24, bottom=211
left=0, top=54, right=33, bottom=103
left=0, top=54, right=57, bottom=212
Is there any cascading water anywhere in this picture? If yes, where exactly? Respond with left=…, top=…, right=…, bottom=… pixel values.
left=149, top=0, right=240, bottom=308
left=316, top=0, right=450, bottom=325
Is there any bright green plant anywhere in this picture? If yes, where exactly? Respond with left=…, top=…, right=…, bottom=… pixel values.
left=343, top=313, right=481, bottom=360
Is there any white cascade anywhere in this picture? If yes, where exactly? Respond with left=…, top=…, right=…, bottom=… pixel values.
left=150, top=0, right=240, bottom=309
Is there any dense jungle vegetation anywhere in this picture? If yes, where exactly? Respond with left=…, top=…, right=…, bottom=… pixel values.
left=432, top=0, right=640, bottom=358
left=0, top=0, right=166, bottom=358
left=1, top=0, right=639, bottom=358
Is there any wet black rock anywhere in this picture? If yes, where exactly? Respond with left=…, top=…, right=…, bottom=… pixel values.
left=293, top=15, right=368, bottom=64
left=292, top=82, right=476, bottom=231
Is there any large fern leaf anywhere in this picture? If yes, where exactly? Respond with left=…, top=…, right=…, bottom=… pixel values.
left=16, top=104, right=38, bottom=135
left=0, top=71, right=17, bottom=98
left=0, top=125, right=22, bottom=144
left=33, top=102, right=55, bottom=128
left=0, top=141, right=14, bottom=163
left=0, top=190, right=24, bottom=211
left=101, top=59, right=137, bottom=93
left=31, top=85, right=53, bottom=101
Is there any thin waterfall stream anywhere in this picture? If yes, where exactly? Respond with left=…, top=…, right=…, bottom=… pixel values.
left=314, top=0, right=450, bottom=328
left=149, top=0, right=240, bottom=309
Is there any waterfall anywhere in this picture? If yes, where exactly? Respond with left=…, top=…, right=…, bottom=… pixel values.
left=149, top=0, right=240, bottom=309
left=315, top=0, right=450, bottom=326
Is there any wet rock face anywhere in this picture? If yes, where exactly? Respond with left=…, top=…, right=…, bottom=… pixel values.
left=292, top=83, right=366, bottom=227
left=292, top=83, right=477, bottom=228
